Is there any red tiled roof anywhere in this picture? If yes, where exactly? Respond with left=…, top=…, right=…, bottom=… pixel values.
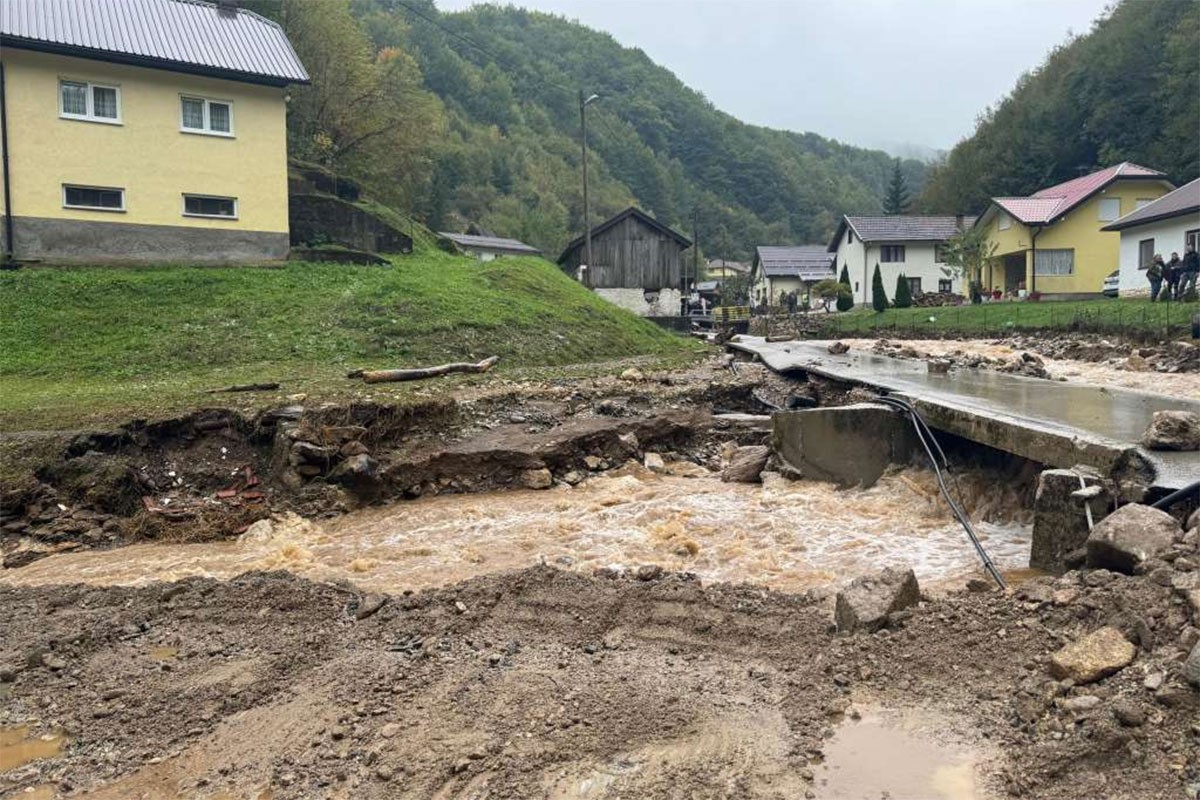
left=990, top=162, right=1168, bottom=225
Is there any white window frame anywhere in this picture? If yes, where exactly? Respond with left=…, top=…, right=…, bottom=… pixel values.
left=1097, top=197, right=1121, bottom=222
left=998, top=212, right=1012, bottom=231
left=59, top=79, right=122, bottom=125
left=182, top=193, right=239, bottom=220
left=62, top=184, right=126, bottom=212
left=179, top=95, right=235, bottom=137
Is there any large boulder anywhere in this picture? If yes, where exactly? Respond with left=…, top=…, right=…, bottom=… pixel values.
left=1050, top=626, right=1136, bottom=684
left=1141, top=410, right=1200, bottom=451
left=721, top=446, right=770, bottom=483
left=834, top=566, right=920, bottom=633
left=1086, top=504, right=1180, bottom=574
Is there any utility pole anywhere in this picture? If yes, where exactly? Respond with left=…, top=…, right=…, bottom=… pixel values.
left=691, top=207, right=699, bottom=308
left=579, top=91, right=598, bottom=287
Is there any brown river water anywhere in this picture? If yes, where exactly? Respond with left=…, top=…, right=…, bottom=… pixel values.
left=0, top=463, right=1032, bottom=595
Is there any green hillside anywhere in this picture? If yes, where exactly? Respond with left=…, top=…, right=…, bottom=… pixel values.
left=246, top=0, right=927, bottom=260
left=918, top=0, right=1199, bottom=213
left=0, top=249, right=700, bottom=430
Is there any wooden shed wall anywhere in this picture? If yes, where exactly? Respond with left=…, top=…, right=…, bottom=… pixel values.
left=562, top=216, right=686, bottom=290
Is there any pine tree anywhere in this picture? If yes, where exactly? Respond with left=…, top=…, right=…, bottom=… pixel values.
left=871, top=263, right=888, bottom=312
left=894, top=272, right=913, bottom=308
left=836, top=264, right=854, bottom=311
left=883, top=159, right=910, bottom=215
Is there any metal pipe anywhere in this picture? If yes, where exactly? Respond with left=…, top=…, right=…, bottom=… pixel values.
left=1, top=61, right=15, bottom=265
left=1150, top=480, right=1200, bottom=512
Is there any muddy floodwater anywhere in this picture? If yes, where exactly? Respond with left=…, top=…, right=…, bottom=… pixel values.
left=1, top=465, right=1031, bottom=594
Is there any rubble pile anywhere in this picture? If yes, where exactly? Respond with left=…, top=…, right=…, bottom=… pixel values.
left=871, top=338, right=1052, bottom=379
left=1006, top=334, right=1200, bottom=374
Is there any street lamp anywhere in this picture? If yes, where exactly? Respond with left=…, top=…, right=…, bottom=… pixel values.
left=580, top=92, right=599, bottom=287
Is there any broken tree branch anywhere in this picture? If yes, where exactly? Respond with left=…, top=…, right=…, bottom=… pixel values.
left=355, top=355, right=501, bottom=384
left=204, top=382, right=280, bottom=394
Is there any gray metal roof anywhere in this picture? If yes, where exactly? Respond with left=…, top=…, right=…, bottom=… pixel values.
left=754, top=245, right=835, bottom=280
left=439, top=232, right=542, bottom=256
left=1, top=0, right=309, bottom=86
left=843, top=215, right=976, bottom=242
left=1102, top=178, right=1200, bottom=232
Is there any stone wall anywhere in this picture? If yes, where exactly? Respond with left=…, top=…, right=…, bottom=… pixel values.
left=288, top=194, right=413, bottom=255
left=593, top=287, right=682, bottom=317
left=5, top=216, right=288, bottom=265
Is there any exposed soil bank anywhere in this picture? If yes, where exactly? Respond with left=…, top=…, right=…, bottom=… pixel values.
left=1, top=565, right=1197, bottom=799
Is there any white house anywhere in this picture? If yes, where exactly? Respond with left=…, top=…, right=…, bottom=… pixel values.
left=438, top=232, right=541, bottom=262
left=1101, top=178, right=1200, bottom=297
left=827, top=215, right=975, bottom=306
left=749, top=245, right=835, bottom=305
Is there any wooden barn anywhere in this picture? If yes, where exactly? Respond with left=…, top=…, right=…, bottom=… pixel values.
left=558, top=208, right=692, bottom=316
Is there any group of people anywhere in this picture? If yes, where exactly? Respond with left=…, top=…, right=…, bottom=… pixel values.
left=1145, top=243, right=1199, bottom=301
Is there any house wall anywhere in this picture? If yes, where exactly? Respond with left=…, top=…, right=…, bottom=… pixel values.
left=561, top=216, right=684, bottom=290
left=594, top=287, right=682, bottom=317
left=1, top=49, right=290, bottom=263
left=830, top=237, right=960, bottom=306
left=982, top=180, right=1172, bottom=296
left=1116, top=214, right=1200, bottom=296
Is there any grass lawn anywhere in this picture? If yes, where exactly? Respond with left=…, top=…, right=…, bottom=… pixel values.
left=814, top=297, right=1199, bottom=338
left=0, top=250, right=703, bottom=431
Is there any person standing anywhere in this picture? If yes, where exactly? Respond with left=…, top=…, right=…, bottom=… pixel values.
left=1145, top=254, right=1165, bottom=301
left=1165, top=252, right=1183, bottom=300
left=1181, top=243, right=1199, bottom=298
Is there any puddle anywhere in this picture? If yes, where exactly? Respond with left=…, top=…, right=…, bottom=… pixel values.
left=0, top=725, right=66, bottom=772
left=148, top=646, right=179, bottom=661
left=818, top=710, right=990, bottom=800
left=0, top=467, right=1032, bottom=596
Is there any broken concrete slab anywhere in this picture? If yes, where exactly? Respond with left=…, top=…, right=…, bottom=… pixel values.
left=1030, top=468, right=1111, bottom=574
left=1050, top=626, right=1136, bottom=684
left=834, top=566, right=920, bottom=633
left=771, top=404, right=916, bottom=488
left=1086, top=504, right=1181, bottom=574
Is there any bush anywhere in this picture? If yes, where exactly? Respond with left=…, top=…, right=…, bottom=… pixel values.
left=871, top=263, right=888, bottom=312
left=894, top=272, right=912, bottom=308
left=836, top=265, right=854, bottom=311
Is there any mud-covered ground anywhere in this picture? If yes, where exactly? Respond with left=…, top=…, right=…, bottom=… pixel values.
left=1, top=564, right=1198, bottom=800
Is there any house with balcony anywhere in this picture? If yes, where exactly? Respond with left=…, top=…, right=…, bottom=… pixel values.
left=974, top=163, right=1174, bottom=298
left=0, top=0, right=309, bottom=264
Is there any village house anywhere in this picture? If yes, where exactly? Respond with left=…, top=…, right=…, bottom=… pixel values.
left=749, top=245, right=834, bottom=306
left=827, top=215, right=973, bottom=306
left=1101, top=178, right=1200, bottom=297
left=438, top=232, right=542, bottom=261
left=974, top=163, right=1174, bottom=298
left=703, top=258, right=749, bottom=280
left=558, top=207, right=691, bottom=317
left=0, top=0, right=308, bottom=265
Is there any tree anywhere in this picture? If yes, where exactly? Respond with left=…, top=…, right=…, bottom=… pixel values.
left=894, top=272, right=913, bottom=308
left=811, top=279, right=850, bottom=312
left=940, top=224, right=998, bottom=304
left=871, top=263, right=888, bottom=312
left=836, top=264, right=854, bottom=311
left=883, top=158, right=910, bottom=215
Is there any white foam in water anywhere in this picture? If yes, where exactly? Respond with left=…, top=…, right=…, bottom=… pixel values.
left=0, top=465, right=1033, bottom=595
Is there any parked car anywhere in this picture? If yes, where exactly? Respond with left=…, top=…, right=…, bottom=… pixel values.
left=1102, top=270, right=1120, bottom=297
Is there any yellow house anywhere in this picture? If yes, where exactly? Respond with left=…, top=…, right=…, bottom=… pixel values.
left=975, top=163, right=1174, bottom=298
left=0, top=0, right=308, bottom=264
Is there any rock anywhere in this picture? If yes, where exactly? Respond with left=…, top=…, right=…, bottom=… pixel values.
left=340, top=440, right=370, bottom=458
left=1061, top=695, right=1101, bottom=713
left=834, top=566, right=921, bottom=634
left=826, top=341, right=849, bottom=355
left=379, top=723, right=400, bottom=739
left=1049, top=626, right=1136, bottom=684
left=41, top=653, right=67, bottom=671
left=1123, top=354, right=1150, bottom=372
left=617, top=433, right=640, bottom=453
left=1188, top=508, right=1199, bottom=533
left=1111, top=699, right=1146, bottom=727
left=375, top=765, right=394, bottom=782
left=519, top=468, right=553, bottom=490
left=355, top=594, right=386, bottom=620
left=721, top=446, right=770, bottom=483
left=619, top=367, right=645, bottom=382
left=562, top=471, right=584, bottom=485
left=1143, top=672, right=1165, bottom=691
left=1086, top=504, right=1180, bottom=574
left=1141, top=410, right=1200, bottom=451
left=643, top=453, right=666, bottom=472
left=238, top=519, right=275, bottom=544
left=634, top=564, right=663, bottom=581
left=584, top=456, right=604, bottom=471
left=290, top=440, right=336, bottom=463
left=329, top=453, right=379, bottom=487
left=1185, top=642, right=1200, bottom=688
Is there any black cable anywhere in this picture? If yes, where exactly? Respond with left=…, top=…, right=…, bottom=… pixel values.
left=1151, top=480, right=1200, bottom=511
left=874, top=395, right=1007, bottom=590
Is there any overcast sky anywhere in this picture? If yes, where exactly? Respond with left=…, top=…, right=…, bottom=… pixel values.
left=435, top=0, right=1113, bottom=156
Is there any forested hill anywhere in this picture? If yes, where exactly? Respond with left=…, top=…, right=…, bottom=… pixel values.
left=917, top=0, right=1199, bottom=214
left=258, top=0, right=927, bottom=260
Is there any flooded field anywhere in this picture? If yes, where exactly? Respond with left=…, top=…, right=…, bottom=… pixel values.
left=0, top=464, right=1031, bottom=595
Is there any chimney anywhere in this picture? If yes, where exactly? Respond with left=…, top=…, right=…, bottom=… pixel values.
left=954, top=213, right=964, bottom=230
left=216, top=0, right=238, bottom=16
